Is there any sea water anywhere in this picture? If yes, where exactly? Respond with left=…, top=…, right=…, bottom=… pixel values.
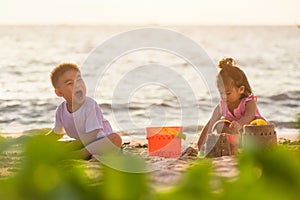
left=0, top=25, right=299, bottom=136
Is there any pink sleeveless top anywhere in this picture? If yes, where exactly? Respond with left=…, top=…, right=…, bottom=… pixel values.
left=219, top=95, right=264, bottom=121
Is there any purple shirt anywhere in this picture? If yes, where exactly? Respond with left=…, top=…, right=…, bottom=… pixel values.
left=54, top=96, right=112, bottom=139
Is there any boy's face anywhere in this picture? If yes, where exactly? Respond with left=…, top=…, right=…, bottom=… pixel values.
left=55, top=70, right=86, bottom=108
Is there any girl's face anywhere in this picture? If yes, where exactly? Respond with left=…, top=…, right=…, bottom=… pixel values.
left=219, top=84, right=245, bottom=105
left=55, top=70, right=86, bottom=111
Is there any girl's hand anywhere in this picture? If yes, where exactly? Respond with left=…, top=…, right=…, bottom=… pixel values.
left=229, top=121, right=242, bottom=132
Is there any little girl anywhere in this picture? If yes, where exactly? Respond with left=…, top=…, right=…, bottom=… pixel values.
left=197, top=57, right=265, bottom=151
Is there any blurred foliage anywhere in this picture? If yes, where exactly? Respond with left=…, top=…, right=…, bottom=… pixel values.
left=23, top=128, right=52, bottom=136
left=0, top=130, right=300, bottom=200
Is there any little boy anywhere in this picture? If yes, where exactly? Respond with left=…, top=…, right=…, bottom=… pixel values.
left=47, top=62, right=122, bottom=159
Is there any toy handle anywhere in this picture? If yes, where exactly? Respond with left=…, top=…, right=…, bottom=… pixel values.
left=211, top=119, right=231, bottom=134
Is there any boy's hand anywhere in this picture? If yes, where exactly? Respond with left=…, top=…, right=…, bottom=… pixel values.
left=45, top=130, right=64, bottom=140
left=229, top=121, right=241, bottom=132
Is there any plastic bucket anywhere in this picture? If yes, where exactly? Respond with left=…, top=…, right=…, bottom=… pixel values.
left=146, top=126, right=182, bottom=158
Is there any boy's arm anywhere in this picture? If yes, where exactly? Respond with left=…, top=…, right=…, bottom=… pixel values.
left=79, top=129, right=102, bottom=145
left=45, top=129, right=64, bottom=140
left=63, top=129, right=102, bottom=152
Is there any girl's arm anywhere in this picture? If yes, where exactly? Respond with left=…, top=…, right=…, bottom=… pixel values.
left=197, top=105, right=222, bottom=150
left=230, top=100, right=257, bottom=131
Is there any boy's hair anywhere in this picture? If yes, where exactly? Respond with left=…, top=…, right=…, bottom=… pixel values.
left=50, top=62, right=79, bottom=88
left=216, top=57, right=252, bottom=98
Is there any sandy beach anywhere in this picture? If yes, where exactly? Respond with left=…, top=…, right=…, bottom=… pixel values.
left=120, top=137, right=239, bottom=189
left=0, top=137, right=238, bottom=191
left=1, top=127, right=298, bottom=190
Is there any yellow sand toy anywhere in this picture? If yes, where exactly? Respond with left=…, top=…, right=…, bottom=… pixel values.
left=250, top=119, right=268, bottom=125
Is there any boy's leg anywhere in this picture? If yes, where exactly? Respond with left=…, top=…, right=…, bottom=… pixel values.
left=71, top=148, right=92, bottom=160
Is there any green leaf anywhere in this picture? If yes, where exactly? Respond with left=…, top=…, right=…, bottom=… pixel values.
left=176, top=132, right=186, bottom=140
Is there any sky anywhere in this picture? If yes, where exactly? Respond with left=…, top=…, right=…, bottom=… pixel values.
left=0, top=0, right=299, bottom=25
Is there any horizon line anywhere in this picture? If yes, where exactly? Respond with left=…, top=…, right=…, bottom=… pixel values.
left=0, top=22, right=299, bottom=27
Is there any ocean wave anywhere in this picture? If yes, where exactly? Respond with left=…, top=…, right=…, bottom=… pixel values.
left=270, top=121, right=298, bottom=129
left=99, top=103, right=112, bottom=110
left=267, top=91, right=300, bottom=101
left=151, top=102, right=177, bottom=108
